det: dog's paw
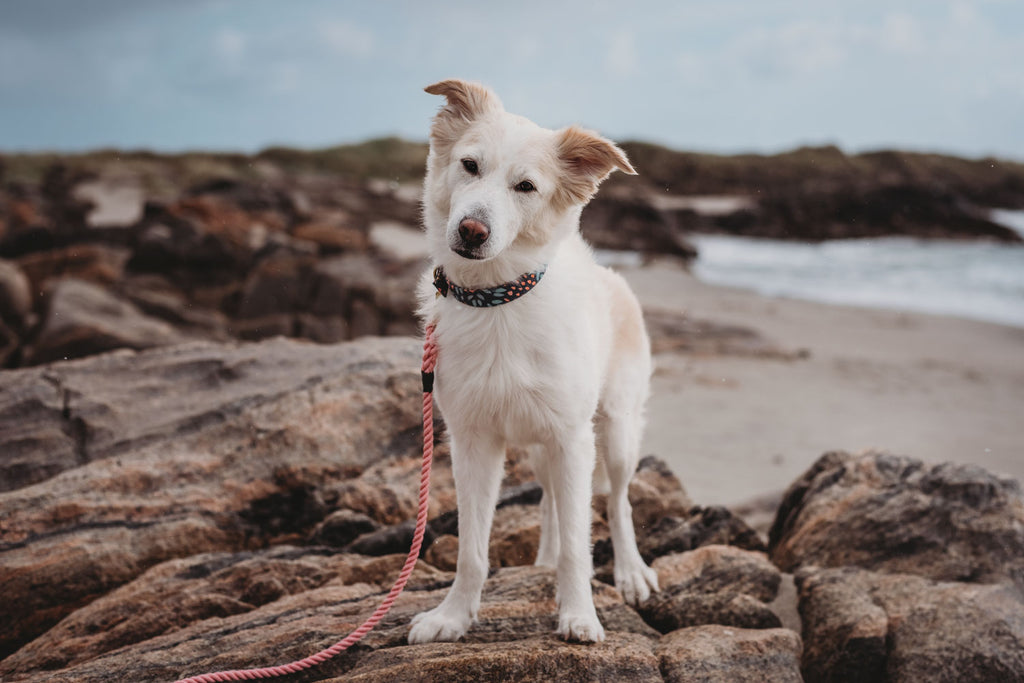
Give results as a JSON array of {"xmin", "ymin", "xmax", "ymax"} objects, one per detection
[
  {"xmin": 556, "ymin": 612, "xmax": 605, "ymax": 643},
  {"xmin": 615, "ymin": 563, "xmax": 660, "ymax": 606},
  {"xmin": 408, "ymin": 607, "xmax": 472, "ymax": 644}
]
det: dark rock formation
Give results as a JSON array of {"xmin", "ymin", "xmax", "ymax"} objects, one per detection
[
  {"xmin": 769, "ymin": 450, "xmax": 1024, "ymax": 585},
  {"xmin": 639, "ymin": 546, "xmax": 783, "ymax": 633},
  {"xmin": 772, "ymin": 450, "xmax": 1024, "ymax": 682},
  {"xmin": 797, "ymin": 566, "xmax": 1024, "ymax": 683}
]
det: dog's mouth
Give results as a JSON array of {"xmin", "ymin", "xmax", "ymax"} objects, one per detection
[{"xmin": 453, "ymin": 246, "xmax": 488, "ymax": 260}]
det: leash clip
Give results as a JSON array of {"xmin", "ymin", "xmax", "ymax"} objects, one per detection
[{"xmin": 433, "ymin": 266, "xmax": 449, "ymax": 298}]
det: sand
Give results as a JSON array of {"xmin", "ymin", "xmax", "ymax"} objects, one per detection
[{"xmin": 623, "ymin": 260, "xmax": 1024, "ymax": 507}]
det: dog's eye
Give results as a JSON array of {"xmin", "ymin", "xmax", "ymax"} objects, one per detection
[
  {"xmin": 462, "ymin": 158, "xmax": 479, "ymax": 175},
  {"xmin": 514, "ymin": 180, "xmax": 536, "ymax": 193}
]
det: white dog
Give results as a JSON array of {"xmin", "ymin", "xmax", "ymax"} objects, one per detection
[{"xmin": 409, "ymin": 79, "xmax": 658, "ymax": 644}]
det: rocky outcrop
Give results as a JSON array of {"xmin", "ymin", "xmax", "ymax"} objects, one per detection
[
  {"xmin": 796, "ymin": 566, "xmax": 1024, "ymax": 683},
  {"xmin": 6, "ymin": 140, "xmax": 1021, "ymax": 368},
  {"xmin": 0, "ymin": 336, "xmax": 805, "ymax": 682},
  {"xmin": 3, "ymin": 342, "xmax": 1024, "ymax": 680},
  {"xmin": 614, "ymin": 142, "xmax": 1024, "ymax": 242},
  {"xmin": 0, "ymin": 336, "xmax": 429, "ymax": 656},
  {"xmin": 770, "ymin": 450, "xmax": 1024, "ymax": 681},
  {"xmin": 769, "ymin": 450, "xmax": 1024, "ymax": 585}
]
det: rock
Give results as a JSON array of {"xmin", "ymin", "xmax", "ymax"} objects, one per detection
[
  {"xmin": 23, "ymin": 278, "xmax": 192, "ymax": 365},
  {"xmin": 116, "ymin": 274, "xmax": 232, "ymax": 342},
  {"xmin": 581, "ymin": 192, "xmax": 698, "ymax": 261},
  {"xmin": 3, "ymin": 563, "xmax": 658, "ymax": 683},
  {"xmin": 129, "ymin": 201, "xmax": 251, "ymax": 282},
  {"xmin": 655, "ymin": 625, "xmax": 803, "ymax": 683},
  {"xmin": 769, "ymin": 450, "xmax": 1024, "ymax": 585},
  {"xmin": 15, "ymin": 243, "xmax": 130, "ymax": 305},
  {"xmin": 72, "ymin": 179, "xmax": 146, "ymax": 228},
  {"xmin": 311, "ymin": 510, "xmax": 382, "ymax": 547},
  {"xmin": 293, "ymin": 213, "xmax": 370, "ymax": 254},
  {"xmin": 0, "ymin": 258, "xmax": 32, "ymax": 327},
  {"xmin": 638, "ymin": 505, "xmax": 767, "ymax": 563},
  {"xmin": 627, "ymin": 454, "xmax": 694, "ymax": 530},
  {"xmin": 653, "ymin": 545, "xmax": 781, "ymax": 602},
  {"xmin": 0, "ymin": 336, "xmax": 430, "ymax": 657},
  {"xmin": 796, "ymin": 566, "xmax": 1024, "ymax": 683},
  {"xmin": 488, "ymin": 503, "xmax": 541, "ymax": 567},
  {"xmin": 638, "ymin": 546, "xmax": 782, "ymax": 633},
  {"xmin": 310, "ymin": 254, "xmax": 421, "ymax": 337},
  {"xmin": 339, "ymin": 633, "xmax": 662, "ymax": 683},
  {"xmin": 234, "ymin": 252, "xmax": 317, "ymax": 319},
  {"xmin": 641, "ymin": 592, "xmax": 781, "ymax": 634},
  {"xmin": 0, "ymin": 317, "xmax": 18, "ymax": 367},
  {"xmin": 0, "ymin": 546, "xmax": 448, "ymax": 676},
  {"xmin": 423, "ymin": 533, "xmax": 459, "ymax": 571}
]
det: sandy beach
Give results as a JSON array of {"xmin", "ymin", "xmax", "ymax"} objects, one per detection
[{"xmin": 624, "ymin": 260, "xmax": 1024, "ymax": 507}]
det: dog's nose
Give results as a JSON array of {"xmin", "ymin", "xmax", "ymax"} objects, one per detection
[{"xmin": 458, "ymin": 218, "xmax": 490, "ymax": 248}]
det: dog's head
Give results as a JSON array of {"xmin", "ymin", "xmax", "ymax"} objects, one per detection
[{"xmin": 423, "ymin": 79, "xmax": 635, "ymax": 267}]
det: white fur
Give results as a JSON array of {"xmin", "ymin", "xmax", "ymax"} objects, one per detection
[{"xmin": 409, "ymin": 80, "xmax": 658, "ymax": 645}]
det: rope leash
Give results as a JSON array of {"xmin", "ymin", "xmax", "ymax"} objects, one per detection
[{"xmin": 175, "ymin": 325, "xmax": 439, "ymax": 683}]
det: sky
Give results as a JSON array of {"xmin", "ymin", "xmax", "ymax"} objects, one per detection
[{"xmin": 1, "ymin": 0, "xmax": 1023, "ymax": 159}]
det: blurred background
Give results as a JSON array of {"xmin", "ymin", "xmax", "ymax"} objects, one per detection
[{"xmin": 0, "ymin": 0, "xmax": 1022, "ymax": 373}]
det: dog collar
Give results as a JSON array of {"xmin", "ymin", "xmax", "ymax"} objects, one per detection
[{"xmin": 433, "ymin": 265, "xmax": 546, "ymax": 307}]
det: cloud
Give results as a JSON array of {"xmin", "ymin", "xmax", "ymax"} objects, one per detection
[
  {"xmin": 606, "ymin": 31, "xmax": 638, "ymax": 78},
  {"xmin": 320, "ymin": 20, "xmax": 375, "ymax": 59},
  {"xmin": 880, "ymin": 13, "xmax": 925, "ymax": 54},
  {"xmin": 733, "ymin": 21, "xmax": 848, "ymax": 80},
  {"xmin": 215, "ymin": 27, "xmax": 246, "ymax": 64}
]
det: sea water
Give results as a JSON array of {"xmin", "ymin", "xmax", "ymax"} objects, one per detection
[{"xmin": 688, "ymin": 210, "xmax": 1024, "ymax": 329}]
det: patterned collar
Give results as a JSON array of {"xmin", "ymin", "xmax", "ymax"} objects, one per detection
[{"xmin": 433, "ymin": 265, "xmax": 547, "ymax": 307}]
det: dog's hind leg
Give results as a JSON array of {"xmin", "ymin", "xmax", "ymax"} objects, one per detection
[
  {"xmin": 598, "ymin": 356, "xmax": 659, "ymax": 607},
  {"xmin": 409, "ymin": 432, "xmax": 505, "ymax": 643},
  {"xmin": 530, "ymin": 445, "xmax": 560, "ymax": 569}
]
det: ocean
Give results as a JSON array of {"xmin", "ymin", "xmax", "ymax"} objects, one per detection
[{"xmin": 687, "ymin": 210, "xmax": 1024, "ymax": 329}]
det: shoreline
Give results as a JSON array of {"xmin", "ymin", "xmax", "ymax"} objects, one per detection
[{"xmin": 624, "ymin": 260, "xmax": 1024, "ymax": 507}]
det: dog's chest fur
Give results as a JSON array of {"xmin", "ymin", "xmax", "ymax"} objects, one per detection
[{"xmin": 432, "ymin": 256, "xmax": 607, "ymax": 445}]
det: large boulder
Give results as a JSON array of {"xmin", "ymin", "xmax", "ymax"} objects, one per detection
[
  {"xmin": 23, "ymin": 278, "xmax": 193, "ymax": 365},
  {"xmin": 0, "ymin": 336, "xmax": 428, "ymax": 657},
  {"xmin": 772, "ymin": 451, "xmax": 1024, "ymax": 681},
  {"xmin": 638, "ymin": 546, "xmax": 782, "ymax": 634},
  {"xmin": 797, "ymin": 566, "xmax": 1024, "ymax": 683},
  {"xmin": 769, "ymin": 450, "xmax": 1024, "ymax": 585}
]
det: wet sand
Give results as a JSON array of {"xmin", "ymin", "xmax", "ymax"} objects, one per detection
[{"xmin": 624, "ymin": 260, "xmax": 1024, "ymax": 507}]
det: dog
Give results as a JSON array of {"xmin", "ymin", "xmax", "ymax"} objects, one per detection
[{"xmin": 409, "ymin": 79, "xmax": 658, "ymax": 644}]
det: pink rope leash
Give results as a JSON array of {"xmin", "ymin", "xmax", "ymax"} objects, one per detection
[{"xmin": 175, "ymin": 326, "xmax": 439, "ymax": 683}]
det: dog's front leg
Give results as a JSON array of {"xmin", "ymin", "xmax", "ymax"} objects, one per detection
[
  {"xmin": 551, "ymin": 426, "xmax": 605, "ymax": 643},
  {"xmin": 409, "ymin": 432, "xmax": 505, "ymax": 644}
]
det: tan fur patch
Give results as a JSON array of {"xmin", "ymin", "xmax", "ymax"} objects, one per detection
[
  {"xmin": 425, "ymin": 79, "xmax": 503, "ymax": 156},
  {"xmin": 555, "ymin": 126, "xmax": 636, "ymax": 207}
]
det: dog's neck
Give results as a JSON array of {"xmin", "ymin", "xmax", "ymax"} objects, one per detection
[{"xmin": 433, "ymin": 264, "xmax": 546, "ymax": 307}]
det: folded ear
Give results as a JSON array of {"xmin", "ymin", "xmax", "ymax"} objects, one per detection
[
  {"xmin": 424, "ymin": 79, "xmax": 502, "ymax": 149},
  {"xmin": 556, "ymin": 125, "xmax": 636, "ymax": 205}
]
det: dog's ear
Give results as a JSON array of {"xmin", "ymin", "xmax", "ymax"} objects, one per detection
[
  {"xmin": 424, "ymin": 79, "xmax": 502, "ymax": 149},
  {"xmin": 556, "ymin": 125, "xmax": 636, "ymax": 205}
]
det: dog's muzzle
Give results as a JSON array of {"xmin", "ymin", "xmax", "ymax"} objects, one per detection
[{"xmin": 454, "ymin": 217, "xmax": 490, "ymax": 259}]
